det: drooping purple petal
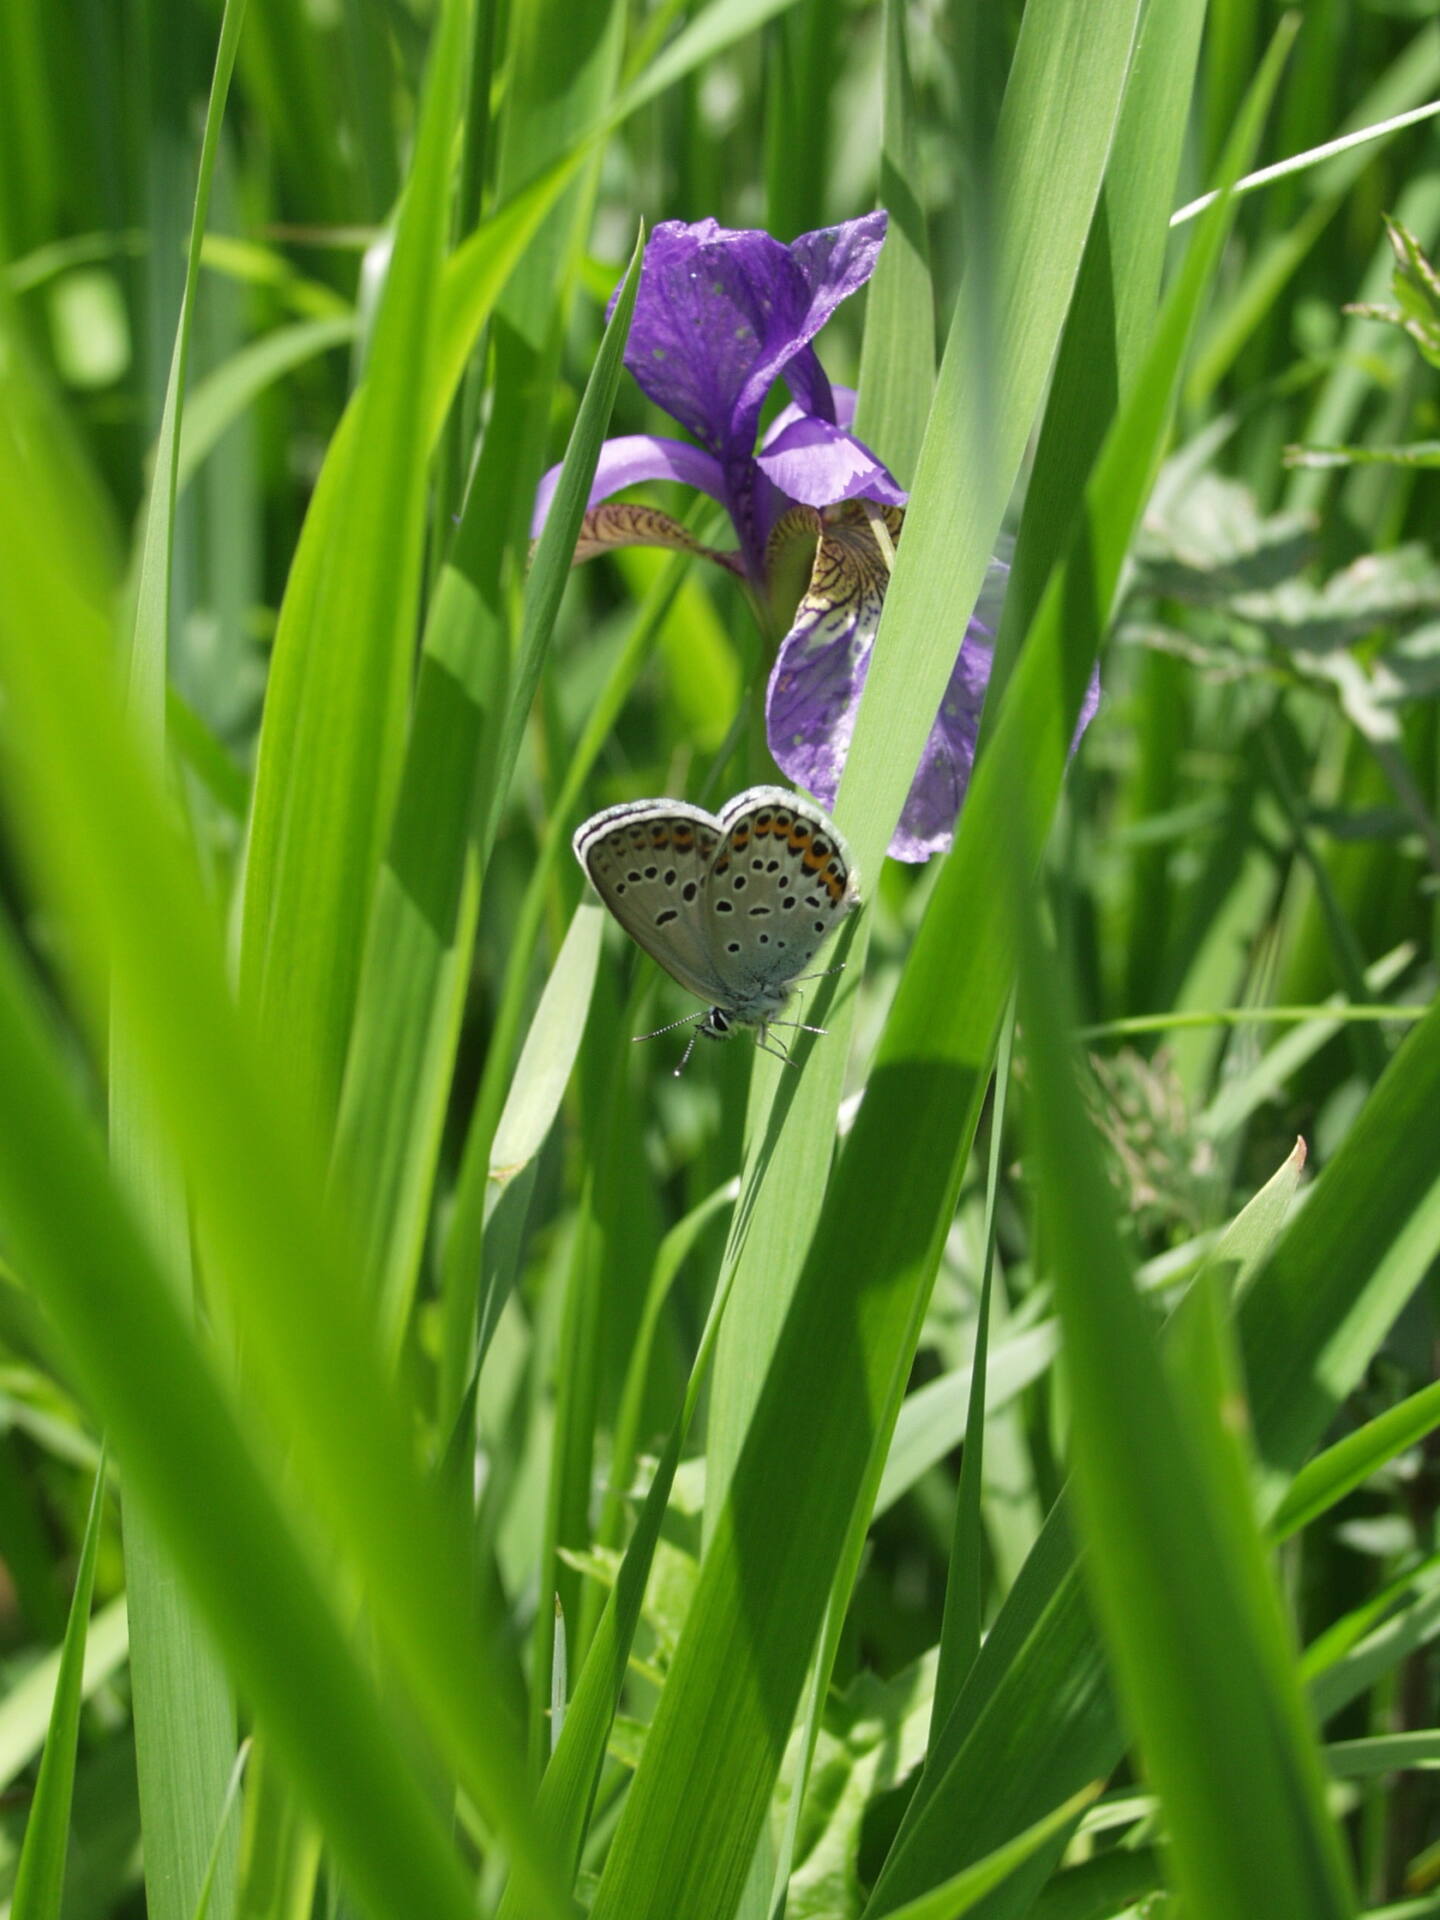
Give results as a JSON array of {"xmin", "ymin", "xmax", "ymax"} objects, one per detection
[
  {"xmin": 766, "ymin": 501, "xmax": 896, "ymax": 811},
  {"xmin": 755, "ymin": 416, "xmax": 906, "ymax": 508},
  {"xmin": 889, "ymin": 639, "xmax": 996, "ymax": 861},
  {"xmin": 768, "ymin": 513, "xmax": 1096, "ymax": 861},
  {"xmin": 531, "ymin": 433, "xmax": 727, "ymax": 538},
  {"xmin": 891, "ymin": 641, "xmax": 1102, "ymax": 860}
]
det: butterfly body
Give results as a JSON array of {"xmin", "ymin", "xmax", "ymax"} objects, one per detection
[{"xmin": 573, "ymin": 786, "xmax": 859, "ymax": 1066}]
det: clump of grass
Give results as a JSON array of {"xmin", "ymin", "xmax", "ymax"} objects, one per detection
[{"xmin": 0, "ymin": 3, "xmax": 1437, "ymax": 1918}]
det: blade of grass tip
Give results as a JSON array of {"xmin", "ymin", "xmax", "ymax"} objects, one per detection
[
  {"xmin": 932, "ymin": 997, "xmax": 1016, "ymax": 1732},
  {"xmin": 1017, "ymin": 896, "xmax": 1354, "ymax": 1920},
  {"xmin": 189, "ymin": 1743, "xmax": 250, "ymax": 1920},
  {"xmin": 853, "ymin": 0, "xmax": 933, "ymax": 488},
  {"xmin": 431, "ymin": 228, "xmax": 645, "ymax": 1406},
  {"xmin": 10, "ymin": 1446, "xmax": 108, "ymax": 1920},
  {"xmin": 116, "ymin": 11, "xmax": 245, "ymax": 1920},
  {"xmin": 1205, "ymin": 1136, "xmax": 1307, "ymax": 1299},
  {"xmin": 239, "ymin": 0, "xmax": 469, "ymax": 1138}
]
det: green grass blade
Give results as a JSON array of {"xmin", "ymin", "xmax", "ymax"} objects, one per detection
[
  {"xmin": 1240, "ymin": 992, "xmax": 1440, "ymax": 1488},
  {"xmin": 0, "ymin": 927, "xmax": 481, "ymax": 1920},
  {"xmin": 488, "ymin": 902, "xmax": 605, "ymax": 1187},
  {"xmin": 239, "ymin": 0, "xmax": 470, "ymax": 1132},
  {"xmin": 596, "ymin": 5, "xmax": 1153, "ymax": 1912},
  {"xmin": 931, "ymin": 1006, "xmax": 1015, "ymax": 1729},
  {"xmin": 439, "ymin": 552, "xmax": 692, "ymax": 1388},
  {"xmin": 1207, "ymin": 1135, "xmax": 1308, "ymax": 1295},
  {"xmin": 853, "ymin": 0, "xmax": 933, "ymax": 487},
  {"xmin": 431, "ymin": 231, "xmax": 645, "ymax": 1398},
  {"xmin": 0, "ymin": 385, "xmax": 567, "ymax": 1920},
  {"xmin": 882, "ymin": 1786, "xmax": 1102, "ymax": 1920},
  {"xmin": 1017, "ymin": 900, "xmax": 1354, "ymax": 1920},
  {"xmin": 114, "ymin": 11, "xmax": 246, "ymax": 1918},
  {"xmin": 705, "ymin": 0, "xmax": 1145, "ymax": 1558},
  {"xmin": 1273, "ymin": 1377, "xmax": 1440, "ymax": 1541},
  {"xmin": 480, "ymin": 227, "xmax": 644, "ymax": 871},
  {"xmin": 859, "ymin": 26, "xmax": 1303, "ymax": 1912},
  {"xmin": 123, "ymin": 0, "xmax": 244, "ymax": 717},
  {"xmin": 0, "ymin": 1598, "xmax": 129, "ymax": 1796},
  {"xmin": 10, "ymin": 1449, "xmax": 107, "ymax": 1920},
  {"xmin": 175, "ymin": 315, "xmax": 355, "ymax": 494},
  {"xmin": 992, "ymin": 0, "xmax": 1208, "ymax": 685},
  {"xmin": 331, "ymin": 233, "xmax": 640, "ymax": 1362}
]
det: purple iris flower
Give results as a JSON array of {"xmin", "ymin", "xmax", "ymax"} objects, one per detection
[{"xmin": 534, "ymin": 214, "xmax": 1096, "ymax": 861}]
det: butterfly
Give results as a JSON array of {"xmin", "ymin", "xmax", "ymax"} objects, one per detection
[{"xmin": 573, "ymin": 785, "xmax": 861, "ymax": 1073}]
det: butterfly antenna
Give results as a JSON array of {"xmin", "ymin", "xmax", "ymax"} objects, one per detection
[
  {"xmin": 674, "ymin": 1027, "xmax": 704, "ymax": 1076},
  {"xmin": 633, "ymin": 1011, "xmax": 707, "ymax": 1044}
]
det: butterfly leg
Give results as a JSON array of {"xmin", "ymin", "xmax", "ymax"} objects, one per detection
[{"xmin": 752, "ymin": 1026, "xmax": 798, "ymax": 1067}]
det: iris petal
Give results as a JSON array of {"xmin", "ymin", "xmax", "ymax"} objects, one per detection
[{"xmin": 531, "ymin": 433, "xmax": 727, "ymax": 539}]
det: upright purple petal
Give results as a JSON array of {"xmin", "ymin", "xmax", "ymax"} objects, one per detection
[
  {"xmin": 619, "ymin": 213, "xmax": 888, "ymax": 468},
  {"xmin": 620, "ymin": 219, "xmax": 804, "ymax": 456}
]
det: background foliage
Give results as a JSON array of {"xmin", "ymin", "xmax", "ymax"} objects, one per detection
[{"xmin": 0, "ymin": 1, "xmax": 1438, "ymax": 1917}]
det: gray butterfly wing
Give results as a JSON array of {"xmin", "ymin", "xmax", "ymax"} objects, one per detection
[
  {"xmin": 574, "ymin": 800, "xmax": 730, "ymax": 1005},
  {"xmin": 703, "ymin": 786, "xmax": 860, "ymax": 989}
]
